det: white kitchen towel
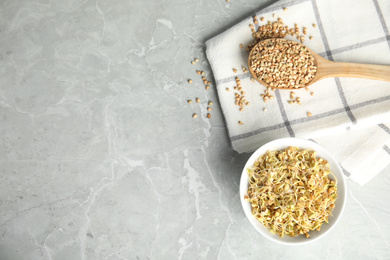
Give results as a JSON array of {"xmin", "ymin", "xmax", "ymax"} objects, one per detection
[{"xmin": 205, "ymin": 0, "xmax": 390, "ymax": 185}]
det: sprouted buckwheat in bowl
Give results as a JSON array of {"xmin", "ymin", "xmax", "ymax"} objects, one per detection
[{"xmin": 239, "ymin": 138, "xmax": 347, "ymax": 245}]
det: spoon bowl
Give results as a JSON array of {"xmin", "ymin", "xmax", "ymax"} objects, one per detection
[{"xmin": 248, "ymin": 38, "xmax": 390, "ymax": 89}]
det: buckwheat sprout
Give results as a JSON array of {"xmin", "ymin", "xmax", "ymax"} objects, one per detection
[{"xmin": 245, "ymin": 146, "xmax": 338, "ymax": 238}]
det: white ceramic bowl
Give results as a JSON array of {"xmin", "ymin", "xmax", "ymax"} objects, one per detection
[{"xmin": 240, "ymin": 138, "xmax": 347, "ymax": 245}]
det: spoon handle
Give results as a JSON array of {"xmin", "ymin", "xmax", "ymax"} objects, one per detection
[{"xmin": 317, "ymin": 60, "xmax": 390, "ymax": 82}]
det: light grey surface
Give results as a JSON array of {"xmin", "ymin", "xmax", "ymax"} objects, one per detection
[{"xmin": 0, "ymin": 0, "xmax": 389, "ymax": 259}]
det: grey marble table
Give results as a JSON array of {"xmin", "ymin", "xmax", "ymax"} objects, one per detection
[{"xmin": 1, "ymin": 0, "xmax": 389, "ymax": 259}]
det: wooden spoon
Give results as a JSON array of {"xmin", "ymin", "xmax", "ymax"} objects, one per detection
[{"xmin": 248, "ymin": 38, "xmax": 390, "ymax": 89}]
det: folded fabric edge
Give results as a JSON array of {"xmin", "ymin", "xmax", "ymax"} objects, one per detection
[{"xmin": 346, "ymin": 146, "xmax": 390, "ymax": 186}]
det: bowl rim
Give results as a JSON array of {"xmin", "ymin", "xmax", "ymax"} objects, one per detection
[{"xmin": 239, "ymin": 137, "xmax": 347, "ymax": 245}]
